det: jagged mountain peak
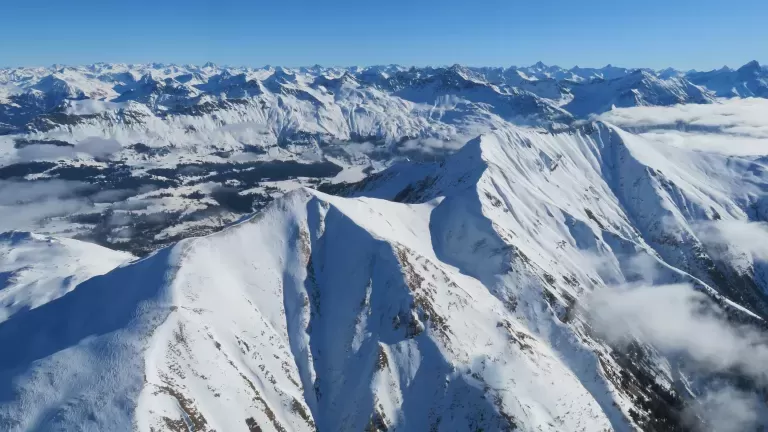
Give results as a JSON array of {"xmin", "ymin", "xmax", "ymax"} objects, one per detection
[
  {"xmin": 737, "ymin": 59, "xmax": 763, "ymax": 75},
  {"xmin": 687, "ymin": 59, "xmax": 768, "ymax": 97},
  {"xmin": 313, "ymin": 71, "xmax": 359, "ymax": 89},
  {"xmin": 137, "ymin": 72, "xmax": 160, "ymax": 85},
  {"xmin": 269, "ymin": 67, "xmax": 298, "ymax": 81},
  {"xmin": 445, "ymin": 64, "xmax": 488, "ymax": 83},
  {"xmin": 32, "ymin": 74, "xmax": 83, "ymax": 95},
  {"xmin": 740, "ymin": 59, "xmax": 761, "ymax": 69},
  {"xmin": 0, "ymin": 60, "xmax": 765, "ymax": 141}
]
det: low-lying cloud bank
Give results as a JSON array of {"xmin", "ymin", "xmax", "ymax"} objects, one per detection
[
  {"xmin": 682, "ymin": 386, "xmax": 765, "ymax": 432},
  {"xmin": 599, "ymin": 98, "xmax": 768, "ymax": 138},
  {"xmin": 589, "ymin": 283, "xmax": 768, "ymax": 380},
  {"xmin": 15, "ymin": 137, "xmax": 122, "ymax": 162},
  {"xmin": 0, "ymin": 179, "xmax": 93, "ymax": 232},
  {"xmin": 598, "ymin": 98, "xmax": 768, "ymax": 156},
  {"xmin": 587, "ymin": 281, "xmax": 768, "ymax": 430},
  {"xmin": 695, "ymin": 219, "xmax": 768, "ymax": 262},
  {"xmin": 0, "ymin": 179, "xmax": 156, "ymax": 235}
]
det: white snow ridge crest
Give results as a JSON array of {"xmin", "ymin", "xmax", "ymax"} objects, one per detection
[{"xmin": 2, "ymin": 121, "xmax": 768, "ymax": 431}]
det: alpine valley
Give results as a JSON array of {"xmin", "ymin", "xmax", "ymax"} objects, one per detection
[{"xmin": 1, "ymin": 61, "xmax": 768, "ymax": 431}]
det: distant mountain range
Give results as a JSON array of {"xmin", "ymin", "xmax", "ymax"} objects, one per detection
[{"xmin": 1, "ymin": 60, "xmax": 767, "ymax": 136}]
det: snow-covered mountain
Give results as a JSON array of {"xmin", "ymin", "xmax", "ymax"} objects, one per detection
[
  {"xmin": 0, "ymin": 60, "xmax": 732, "ymax": 138},
  {"xmin": 563, "ymin": 70, "xmax": 714, "ymax": 117},
  {"xmin": 1, "ymin": 60, "xmax": 767, "ymax": 255},
  {"xmin": 686, "ymin": 60, "xmax": 768, "ymax": 98},
  {"xmin": 6, "ymin": 60, "xmax": 763, "ymax": 149},
  {"xmin": 2, "ymin": 116, "xmax": 768, "ymax": 430}
]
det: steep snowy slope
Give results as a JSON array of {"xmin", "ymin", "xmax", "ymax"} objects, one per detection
[
  {"xmin": 3, "ymin": 120, "xmax": 767, "ymax": 431},
  {"xmin": 0, "ymin": 188, "xmax": 623, "ymax": 432},
  {"xmin": 0, "ymin": 231, "xmax": 133, "ymax": 322},
  {"xmin": 343, "ymin": 122, "xmax": 768, "ymax": 315}
]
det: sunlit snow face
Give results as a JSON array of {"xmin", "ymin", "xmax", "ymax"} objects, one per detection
[{"xmin": 598, "ymin": 98, "xmax": 768, "ymax": 156}]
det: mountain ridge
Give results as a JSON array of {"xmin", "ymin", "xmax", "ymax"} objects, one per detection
[{"xmin": 2, "ymin": 119, "xmax": 767, "ymax": 430}]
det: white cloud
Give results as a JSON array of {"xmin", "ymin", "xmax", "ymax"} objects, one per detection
[
  {"xmin": 218, "ymin": 122, "xmax": 272, "ymax": 146},
  {"xmin": 107, "ymin": 211, "xmax": 134, "ymax": 227},
  {"xmin": 588, "ymin": 283, "xmax": 768, "ymax": 382},
  {"xmin": 599, "ymin": 98, "xmax": 768, "ymax": 137},
  {"xmin": 14, "ymin": 137, "xmax": 123, "ymax": 162},
  {"xmin": 695, "ymin": 219, "xmax": 768, "ymax": 262},
  {"xmin": 587, "ymin": 281, "xmax": 768, "ymax": 430},
  {"xmin": 598, "ymin": 98, "xmax": 768, "ymax": 156},
  {"xmin": 397, "ymin": 136, "xmax": 467, "ymax": 158},
  {"xmin": 15, "ymin": 144, "xmax": 73, "ymax": 161},
  {"xmin": 75, "ymin": 137, "xmax": 122, "ymax": 159},
  {"xmin": 89, "ymin": 189, "xmax": 136, "ymax": 203},
  {"xmin": 343, "ymin": 141, "xmax": 376, "ymax": 156},
  {"xmin": 0, "ymin": 179, "xmax": 94, "ymax": 232},
  {"xmin": 682, "ymin": 386, "xmax": 763, "ymax": 432}
]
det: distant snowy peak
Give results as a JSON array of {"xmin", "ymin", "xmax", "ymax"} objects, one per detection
[
  {"xmin": 737, "ymin": 59, "xmax": 763, "ymax": 75},
  {"xmin": 31, "ymin": 74, "xmax": 85, "ymax": 98},
  {"xmin": 195, "ymin": 71, "xmax": 264, "ymax": 98},
  {"xmin": 686, "ymin": 60, "xmax": 768, "ymax": 97},
  {"xmin": 389, "ymin": 68, "xmax": 573, "ymax": 124},
  {"xmin": 563, "ymin": 69, "xmax": 714, "ymax": 117},
  {"xmin": 261, "ymin": 67, "xmax": 305, "ymax": 91},
  {"xmin": 657, "ymin": 67, "xmax": 685, "ymax": 79},
  {"xmin": 0, "ymin": 60, "xmax": 766, "ymax": 137},
  {"xmin": 406, "ymin": 65, "xmax": 491, "ymax": 92},
  {"xmin": 569, "ymin": 64, "xmax": 636, "ymax": 81},
  {"xmin": 112, "ymin": 73, "xmax": 201, "ymax": 109},
  {"xmin": 504, "ymin": 62, "xmax": 637, "ymax": 83},
  {"xmin": 312, "ymin": 71, "xmax": 359, "ymax": 90}
]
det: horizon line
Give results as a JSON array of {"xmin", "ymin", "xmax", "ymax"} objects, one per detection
[{"xmin": 1, "ymin": 59, "xmax": 764, "ymax": 73}]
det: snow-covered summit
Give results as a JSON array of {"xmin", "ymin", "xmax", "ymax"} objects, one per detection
[{"xmin": 687, "ymin": 60, "xmax": 768, "ymax": 97}]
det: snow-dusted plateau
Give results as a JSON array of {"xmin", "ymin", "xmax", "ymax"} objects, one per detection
[{"xmin": 2, "ymin": 61, "xmax": 768, "ymax": 431}]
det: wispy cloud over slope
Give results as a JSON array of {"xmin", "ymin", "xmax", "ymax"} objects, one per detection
[{"xmin": 599, "ymin": 98, "xmax": 768, "ymax": 155}]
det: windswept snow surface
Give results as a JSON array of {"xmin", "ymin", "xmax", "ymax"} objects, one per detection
[
  {"xmin": 3, "ymin": 117, "xmax": 768, "ymax": 430},
  {"xmin": 0, "ymin": 231, "xmax": 133, "ymax": 323}
]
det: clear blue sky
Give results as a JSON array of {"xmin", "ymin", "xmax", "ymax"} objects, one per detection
[{"xmin": 2, "ymin": 0, "xmax": 766, "ymax": 70}]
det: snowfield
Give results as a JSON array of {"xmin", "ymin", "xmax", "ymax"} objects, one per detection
[
  {"xmin": 0, "ymin": 231, "xmax": 133, "ymax": 323},
  {"xmin": 2, "ymin": 107, "xmax": 768, "ymax": 430}
]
